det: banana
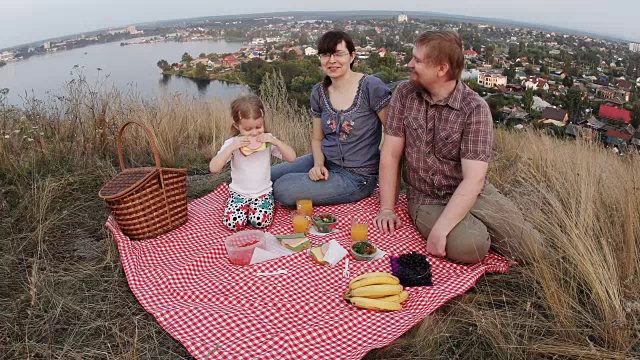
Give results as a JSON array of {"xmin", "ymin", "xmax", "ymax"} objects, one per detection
[
  {"xmin": 350, "ymin": 284, "xmax": 404, "ymax": 298},
  {"xmin": 349, "ymin": 275, "xmax": 400, "ymax": 290},
  {"xmin": 348, "ymin": 297, "xmax": 402, "ymax": 312},
  {"xmin": 350, "ymin": 272, "xmax": 398, "ymax": 284},
  {"xmin": 378, "ymin": 290, "xmax": 409, "ymax": 304}
]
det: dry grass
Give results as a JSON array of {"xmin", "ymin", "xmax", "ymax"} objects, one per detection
[{"xmin": 1, "ymin": 74, "xmax": 639, "ymax": 359}]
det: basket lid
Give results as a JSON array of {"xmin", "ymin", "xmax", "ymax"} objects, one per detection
[{"xmin": 99, "ymin": 167, "xmax": 157, "ymax": 199}]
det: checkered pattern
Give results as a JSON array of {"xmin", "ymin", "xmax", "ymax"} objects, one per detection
[{"xmin": 106, "ymin": 183, "xmax": 511, "ymax": 360}]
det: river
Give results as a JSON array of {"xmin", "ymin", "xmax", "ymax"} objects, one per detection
[{"xmin": 0, "ymin": 39, "xmax": 249, "ymax": 105}]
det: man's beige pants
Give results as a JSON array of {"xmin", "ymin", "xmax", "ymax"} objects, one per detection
[{"xmin": 408, "ymin": 183, "xmax": 541, "ymax": 264}]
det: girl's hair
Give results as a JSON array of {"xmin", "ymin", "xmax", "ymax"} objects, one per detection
[
  {"xmin": 229, "ymin": 94, "xmax": 265, "ymax": 136},
  {"xmin": 316, "ymin": 30, "xmax": 356, "ymax": 87}
]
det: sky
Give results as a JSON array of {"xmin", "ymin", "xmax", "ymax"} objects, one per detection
[{"xmin": 1, "ymin": 0, "xmax": 639, "ymax": 49}]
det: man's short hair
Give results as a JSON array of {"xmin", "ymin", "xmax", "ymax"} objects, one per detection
[{"xmin": 415, "ymin": 31, "xmax": 464, "ymax": 81}]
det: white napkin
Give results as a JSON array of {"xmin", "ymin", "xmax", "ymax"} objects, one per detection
[
  {"xmin": 322, "ymin": 240, "xmax": 348, "ymax": 267},
  {"xmin": 371, "ymin": 248, "xmax": 386, "ymax": 260},
  {"xmin": 249, "ymin": 232, "xmax": 295, "ymax": 264}
]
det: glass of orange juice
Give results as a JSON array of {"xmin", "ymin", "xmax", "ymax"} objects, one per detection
[
  {"xmin": 292, "ymin": 212, "xmax": 310, "ymax": 233},
  {"xmin": 351, "ymin": 219, "xmax": 368, "ymax": 242},
  {"xmin": 296, "ymin": 199, "xmax": 313, "ymax": 217}
]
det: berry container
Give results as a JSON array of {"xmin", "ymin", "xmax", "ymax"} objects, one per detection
[{"xmin": 224, "ymin": 230, "xmax": 266, "ymax": 265}]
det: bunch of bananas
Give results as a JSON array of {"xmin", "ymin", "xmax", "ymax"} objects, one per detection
[{"xmin": 344, "ymin": 272, "xmax": 408, "ymax": 312}]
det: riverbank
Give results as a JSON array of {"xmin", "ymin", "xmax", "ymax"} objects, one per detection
[{"xmin": 161, "ymin": 68, "xmax": 246, "ymax": 84}]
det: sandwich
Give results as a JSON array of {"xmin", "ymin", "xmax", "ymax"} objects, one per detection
[
  {"xmin": 240, "ymin": 136, "xmax": 271, "ymax": 156},
  {"xmin": 276, "ymin": 233, "xmax": 310, "ymax": 252},
  {"xmin": 309, "ymin": 243, "xmax": 330, "ymax": 265}
]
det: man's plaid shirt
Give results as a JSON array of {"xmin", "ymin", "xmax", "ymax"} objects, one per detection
[{"xmin": 384, "ymin": 80, "xmax": 493, "ymax": 205}]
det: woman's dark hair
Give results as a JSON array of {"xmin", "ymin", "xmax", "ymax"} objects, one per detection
[{"xmin": 317, "ymin": 30, "xmax": 356, "ymax": 87}]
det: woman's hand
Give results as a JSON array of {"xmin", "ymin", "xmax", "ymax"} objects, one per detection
[
  {"xmin": 232, "ymin": 136, "xmax": 250, "ymax": 150},
  {"xmin": 308, "ymin": 165, "xmax": 329, "ymax": 181}
]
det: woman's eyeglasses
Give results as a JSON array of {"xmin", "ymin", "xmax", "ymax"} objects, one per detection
[{"xmin": 319, "ymin": 52, "xmax": 351, "ymax": 61}]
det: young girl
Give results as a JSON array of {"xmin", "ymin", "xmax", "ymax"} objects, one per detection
[{"xmin": 210, "ymin": 95, "xmax": 296, "ymax": 231}]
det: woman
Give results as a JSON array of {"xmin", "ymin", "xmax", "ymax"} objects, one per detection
[{"xmin": 271, "ymin": 30, "xmax": 392, "ymax": 207}]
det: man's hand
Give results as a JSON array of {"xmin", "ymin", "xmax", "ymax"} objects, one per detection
[
  {"xmin": 308, "ymin": 165, "xmax": 329, "ymax": 181},
  {"xmin": 426, "ymin": 229, "xmax": 447, "ymax": 258},
  {"xmin": 374, "ymin": 209, "xmax": 402, "ymax": 233}
]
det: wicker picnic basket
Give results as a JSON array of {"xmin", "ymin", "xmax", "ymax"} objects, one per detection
[{"xmin": 99, "ymin": 122, "xmax": 188, "ymax": 240}]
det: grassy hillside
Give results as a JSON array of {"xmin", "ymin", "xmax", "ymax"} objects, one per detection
[{"xmin": 1, "ymin": 74, "xmax": 638, "ymax": 359}]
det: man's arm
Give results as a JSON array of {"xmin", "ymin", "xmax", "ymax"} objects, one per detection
[{"xmin": 426, "ymin": 157, "xmax": 488, "ymax": 257}]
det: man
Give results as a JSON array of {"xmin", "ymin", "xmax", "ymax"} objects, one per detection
[{"xmin": 374, "ymin": 31, "xmax": 540, "ymax": 264}]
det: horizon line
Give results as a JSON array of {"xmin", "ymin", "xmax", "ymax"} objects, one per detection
[{"xmin": 0, "ymin": 9, "xmax": 634, "ymax": 51}]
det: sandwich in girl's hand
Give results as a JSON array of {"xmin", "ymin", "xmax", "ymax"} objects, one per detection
[
  {"xmin": 209, "ymin": 94, "xmax": 297, "ymax": 232},
  {"xmin": 240, "ymin": 136, "xmax": 271, "ymax": 156}
]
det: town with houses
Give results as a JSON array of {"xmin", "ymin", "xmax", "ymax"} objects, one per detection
[{"xmin": 2, "ymin": 12, "xmax": 640, "ymax": 152}]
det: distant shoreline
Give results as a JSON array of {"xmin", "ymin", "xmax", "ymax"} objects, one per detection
[{"xmin": 1, "ymin": 36, "xmax": 240, "ymax": 66}]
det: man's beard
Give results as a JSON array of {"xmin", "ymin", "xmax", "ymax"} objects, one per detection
[{"xmin": 409, "ymin": 73, "xmax": 425, "ymax": 90}]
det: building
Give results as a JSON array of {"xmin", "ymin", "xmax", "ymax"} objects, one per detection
[
  {"xmin": 0, "ymin": 51, "xmax": 16, "ymax": 61},
  {"xmin": 605, "ymin": 129, "xmax": 632, "ymax": 146},
  {"xmin": 598, "ymin": 104, "xmax": 631, "ymax": 124},
  {"xmin": 304, "ymin": 47, "xmax": 317, "ymax": 56},
  {"xmin": 596, "ymin": 87, "xmax": 630, "ymax": 103},
  {"xmin": 126, "ymin": 26, "xmax": 143, "ymax": 35},
  {"xmin": 540, "ymin": 107, "xmax": 569, "ymax": 126},
  {"xmin": 107, "ymin": 25, "xmax": 143, "ymax": 35},
  {"xmin": 398, "ymin": 13, "xmax": 408, "ymax": 23},
  {"xmin": 523, "ymin": 76, "xmax": 549, "ymax": 91},
  {"xmin": 463, "ymin": 49, "xmax": 478, "ymax": 59},
  {"xmin": 221, "ymin": 55, "xmax": 238, "ymax": 67},
  {"xmin": 629, "ymin": 42, "xmax": 640, "ymax": 52},
  {"xmin": 477, "ymin": 72, "xmax": 507, "ymax": 88}
]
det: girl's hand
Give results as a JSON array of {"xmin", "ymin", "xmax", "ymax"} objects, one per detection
[
  {"xmin": 257, "ymin": 133, "xmax": 277, "ymax": 144},
  {"xmin": 232, "ymin": 136, "xmax": 251, "ymax": 150}
]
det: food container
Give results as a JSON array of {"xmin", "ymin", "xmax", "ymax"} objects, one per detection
[
  {"xmin": 312, "ymin": 213, "xmax": 338, "ymax": 233},
  {"xmin": 224, "ymin": 230, "xmax": 267, "ymax": 265},
  {"xmin": 350, "ymin": 241, "xmax": 377, "ymax": 261}
]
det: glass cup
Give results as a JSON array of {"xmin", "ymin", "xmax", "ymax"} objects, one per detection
[
  {"xmin": 292, "ymin": 212, "xmax": 310, "ymax": 233},
  {"xmin": 351, "ymin": 218, "xmax": 368, "ymax": 242},
  {"xmin": 296, "ymin": 199, "xmax": 313, "ymax": 217}
]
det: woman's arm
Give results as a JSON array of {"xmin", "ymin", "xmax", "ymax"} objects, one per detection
[
  {"xmin": 309, "ymin": 117, "xmax": 329, "ymax": 181},
  {"xmin": 377, "ymin": 106, "xmax": 389, "ymax": 127},
  {"xmin": 310, "ymin": 117, "xmax": 325, "ymax": 166}
]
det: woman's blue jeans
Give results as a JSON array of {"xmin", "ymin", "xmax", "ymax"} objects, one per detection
[{"xmin": 271, "ymin": 154, "xmax": 377, "ymax": 207}]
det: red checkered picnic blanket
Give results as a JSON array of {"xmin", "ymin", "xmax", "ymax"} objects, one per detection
[{"xmin": 106, "ymin": 183, "xmax": 511, "ymax": 360}]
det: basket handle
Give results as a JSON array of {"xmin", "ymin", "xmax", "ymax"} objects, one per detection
[{"xmin": 116, "ymin": 122, "xmax": 162, "ymax": 171}]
